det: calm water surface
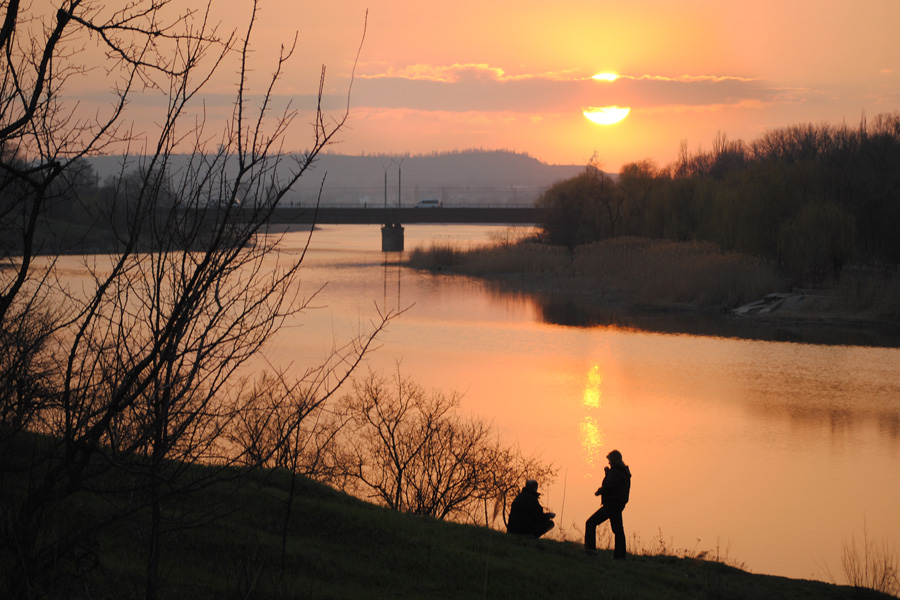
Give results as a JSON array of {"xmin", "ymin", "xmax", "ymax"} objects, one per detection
[{"xmin": 264, "ymin": 225, "xmax": 900, "ymax": 583}]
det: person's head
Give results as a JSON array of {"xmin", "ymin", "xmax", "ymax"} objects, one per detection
[
  {"xmin": 524, "ymin": 479, "xmax": 539, "ymax": 493},
  {"xmin": 606, "ymin": 449, "xmax": 623, "ymax": 466}
]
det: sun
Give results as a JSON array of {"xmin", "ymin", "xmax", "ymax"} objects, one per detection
[
  {"xmin": 592, "ymin": 73, "xmax": 619, "ymax": 81},
  {"xmin": 583, "ymin": 106, "xmax": 630, "ymax": 125}
]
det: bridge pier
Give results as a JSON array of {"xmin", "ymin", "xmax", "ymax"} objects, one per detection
[{"xmin": 381, "ymin": 222, "xmax": 404, "ymax": 252}]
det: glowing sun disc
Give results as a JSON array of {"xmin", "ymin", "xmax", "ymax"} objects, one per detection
[
  {"xmin": 583, "ymin": 106, "xmax": 630, "ymax": 125},
  {"xmin": 592, "ymin": 73, "xmax": 619, "ymax": 81}
]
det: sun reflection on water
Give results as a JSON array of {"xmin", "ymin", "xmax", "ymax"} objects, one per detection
[
  {"xmin": 580, "ymin": 364, "xmax": 605, "ymax": 467},
  {"xmin": 583, "ymin": 364, "xmax": 602, "ymax": 408}
]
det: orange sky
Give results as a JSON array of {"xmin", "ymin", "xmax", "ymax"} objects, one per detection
[{"xmin": 62, "ymin": 0, "xmax": 900, "ymax": 170}]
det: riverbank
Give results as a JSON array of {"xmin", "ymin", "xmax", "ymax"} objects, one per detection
[
  {"xmin": 153, "ymin": 470, "xmax": 900, "ymax": 599},
  {"xmin": 405, "ymin": 237, "xmax": 900, "ymax": 347},
  {"xmin": 6, "ymin": 449, "xmax": 891, "ymax": 599}
]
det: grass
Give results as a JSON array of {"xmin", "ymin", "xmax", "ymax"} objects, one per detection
[
  {"xmin": 3, "ymin": 424, "xmax": 894, "ymax": 600},
  {"xmin": 823, "ymin": 266, "xmax": 900, "ymax": 321},
  {"xmin": 406, "ymin": 239, "xmax": 568, "ymax": 275},
  {"xmin": 838, "ymin": 524, "xmax": 900, "ymax": 598},
  {"xmin": 406, "ymin": 236, "xmax": 783, "ymax": 309},
  {"xmin": 571, "ymin": 238, "xmax": 782, "ymax": 308},
  {"xmin": 7, "ymin": 458, "xmax": 896, "ymax": 600},
  {"xmin": 406, "ymin": 235, "xmax": 900, "ymax": 322}
]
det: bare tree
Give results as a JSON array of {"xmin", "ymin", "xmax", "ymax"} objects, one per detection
[
  {"xmin": 0, "ymin": 1, "xmax": 384, "ymax": 598},
  {"xmin": 335, "ymin": 368, "xmax": 556, "ymax": 526},
  {"xmin": 224, "ymin": 349, "xmax": 386, "ymax": 574}
]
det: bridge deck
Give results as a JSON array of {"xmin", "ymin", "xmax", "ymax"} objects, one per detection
[{"xmin": 269, "ymin": 206, "xmax": 540, "ymax": 225}]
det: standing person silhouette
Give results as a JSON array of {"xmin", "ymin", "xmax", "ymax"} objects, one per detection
[{"xmin": 585, "ymin": 449, "xmax": 632, "ymax": 559}]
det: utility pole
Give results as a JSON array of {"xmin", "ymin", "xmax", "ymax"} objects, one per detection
[
  {"xmin": 381, "ymin": 159, "xmax": 405, "ymax": 252},
  {"xmin": 383, "ymin": 165, "xmax": 388, "ymax": 209},
  {"xmin": 392, "ymin": 158, "xmax": 404, "ymax": 208}
]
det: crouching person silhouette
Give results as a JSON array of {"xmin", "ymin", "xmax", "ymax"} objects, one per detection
[
  {"xmin": 507, "ymin": 479, "xmax": 555, "ymax": 539},
  {"xmin": 585, "ymin": 449, "xmax": 632, "ymax": 559}
]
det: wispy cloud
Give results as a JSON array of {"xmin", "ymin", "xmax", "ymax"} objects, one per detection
[
  {"xmin": 360, "ymin": 63, "xmax": 579, "ymax": 83},
  {"xmin": 348, "ymin": 64, "xmax": 793, "ymax": 115},
  {"xmin": 620, "ymin": 74, "xmax": 760, "ymax": 83},
  {"xmin": 69, "ymin": 63, "xmax": 803, "ymax": 124}
]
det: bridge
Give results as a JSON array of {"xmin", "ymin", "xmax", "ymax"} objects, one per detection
[
  {"xmin": 268, "ymin": 205, "xmax": 540, "ymax": 225},
  {"xmin": 266, "ymin": 205, "xmax": 540, "ymax": 250}
]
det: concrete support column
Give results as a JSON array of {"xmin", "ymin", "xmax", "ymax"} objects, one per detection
[{"xmin": 381, "ymin": 222, "xmax": 404, "ymax": 252}]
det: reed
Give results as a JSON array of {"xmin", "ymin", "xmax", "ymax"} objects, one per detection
[
  {"xmin": 407, "ymin": 235, "xmax": 900, "ymax": 322},
  {"xmin": 406, "ymin": 240, "xmax": 569, "ymax": 275},
  {"xmin": 572, "ymin": 238, "xmax": 782, "ymax": 308},
  {"xmin": 840, "ymin": 524, "xmax": 900, "ymax": 597},
  {"xmin": 406, "ymin": 240, "xmax": 467, "ymax": 270},
  {"xmin": 409, "ymin": 236, "xmax": 783, "ymax": 309},
  {"xmin": 826, "ymin": 267, "xmax": 900, "ymax": 320}
]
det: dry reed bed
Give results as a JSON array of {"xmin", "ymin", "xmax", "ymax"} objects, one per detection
[
  {"xmin": 407, "ymin": 237, "xmax": 783, "ymax": 310},
  {"xmin": 407, "ymin": 236, "xmax": 900, "ymax": 319},
  {"xmin": 406, "ymin": 241, "xmax": 569, "ymax": 275},
  {"xmin": 826, "ymin": 267, "xmax": 900, "ymax": 320},
  {"xmin": 571, "ymin": 238, "xmax": 782, "ymax": 308}
]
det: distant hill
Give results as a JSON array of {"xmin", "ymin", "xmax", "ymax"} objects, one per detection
[{"xmin": 87, "ymin": 150, "xmax": 585, "ymax": 207}]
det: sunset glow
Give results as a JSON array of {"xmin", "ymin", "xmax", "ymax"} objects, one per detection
[
  {"xmin": 65, "ymin": 0, "xmax": 900, "ymax": 170},
  {"xmin": 583, "ymin": 106, "xmax": 631, "ymax": 125}
]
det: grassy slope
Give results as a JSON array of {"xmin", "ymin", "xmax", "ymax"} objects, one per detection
[{"xmin": 78, "ymin": 468, "xmax": 885, "ymax": 600}]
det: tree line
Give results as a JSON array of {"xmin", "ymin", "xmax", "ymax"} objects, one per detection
[{"xmin": 538, "ymin": 114, "xmax": 900, "ymax": 283}]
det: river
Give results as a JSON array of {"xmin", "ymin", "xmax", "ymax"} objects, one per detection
[{"xmin": 261, "ymin": 224, "xmax": 900, "ymax": 584}]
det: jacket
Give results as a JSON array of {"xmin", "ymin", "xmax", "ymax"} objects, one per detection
[
  {"xmin": 597, "ymin": 463, "xmax": 631, "ymax": 508},
  {"xmin": 507, "ymin": 488, "xmax": 546, "ymax": 534}
]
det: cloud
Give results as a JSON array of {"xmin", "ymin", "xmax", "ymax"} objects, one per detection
[
  {"xmin": 360, "ymin": 63, "xmax": 578, "ymax": 83},
  {"xmin": 623, "ymin": 74, "xmax": 759, "ymax": 83},
  {"xmin": 606, "ymin": 76, "xmax": 801, "ymax": 111},
  {"xmin": 347, "ymin": 64, "xmax": 793, "ymax": 115},
  {"xmin": 68, "ymin": 63, "xmax": 801, "ymax": 126}
]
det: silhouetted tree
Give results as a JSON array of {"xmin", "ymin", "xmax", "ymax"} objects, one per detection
[
  {"xmin": 616, "ymin": 159, "xmax": 665, "ymax": 237},
  {"xmin": 335, "ymin": 368, "xmax": 555, "ymax": 526},
  {"xmin": 537, "ymin": 155, "xmax": 616, "ymax": 249},
  {"xmin": 778, "ymin": 202, "xmax": 856, "ymax": 282},
  {"xmin": 0, "ymin": 2, "xmax": 381, "ymax": 598}
]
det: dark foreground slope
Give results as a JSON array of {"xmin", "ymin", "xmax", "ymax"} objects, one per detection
[{"xmin": 8, "ymin": 458, "xmax": 887, "ymax": 600}]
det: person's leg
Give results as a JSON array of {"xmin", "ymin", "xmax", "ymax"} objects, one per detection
[
  {"xmin": 584, "ymin": 506, "xmax": 610, "ymax": 550},
  {"xmin": 609, "ymin": 509, "xmax": 626, "ymax": 559},
  {"xmin": 534, "ymin": 518, "xmax": 555, "ymax": 538}
]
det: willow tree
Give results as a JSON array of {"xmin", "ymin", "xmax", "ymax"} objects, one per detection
[
  {"xmin": 537, "ymin": 157, "xmax": 616, "ymax": 250},
  {"xmin": 0, "ymin": 2, "xmax": 384, "ymax": 598}
]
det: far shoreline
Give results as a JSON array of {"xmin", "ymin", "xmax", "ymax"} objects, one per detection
[
  {"xmin": 403, "ymin": 237, "xmax": 900, "ymax": 349},
  {"xmin": 486, "ymin": 272, "xmax": 900, "ymax": 348}
]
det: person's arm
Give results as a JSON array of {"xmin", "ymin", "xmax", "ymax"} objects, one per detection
[{"xmin": 595, "ymin": 469, "xmax": 621, "ymax": 496}]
